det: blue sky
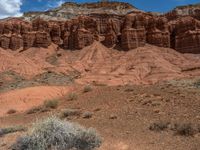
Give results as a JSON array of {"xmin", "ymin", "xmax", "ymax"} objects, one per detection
[
  {"xmin": 0, "ymin": 0, "xmax": 199, "ymax": 19},
  {"xmin": 21, "ymin": 0, "xmax": 200, "ymax": 12}
]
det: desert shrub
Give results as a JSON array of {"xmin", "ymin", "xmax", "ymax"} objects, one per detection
[
  {"xmin": 83, "ymin": 85, "xmax": 92, "ymax": 93},
  {"xmin": 7, "ymin": 109, "xmax": 17, "ymax": 114},
  {"xmin": 0, "ymin": 126, "xmax": 26, "ymax": 137},
  {"xmin": 26, "ymin": 105, "xmax": 50, "ymax": 114},
  {"xmin": 60, "ymin": 109, "xmax": 81, "ymax": 118},
  {"xmin": 197, "ymin": 124, "xmax": 200, "ymax": 132},
  {"xmin": 12, "ymin": 117, "xmax": 102, "ymax": 150},
  {"xmin": 149, "ymin": 121, "xmax": 170, "ymax": 132},
  {"xmin": 43, "ymin": 99, "xmax": 59, "ymax": 109},
  {"xmin": 67, "ymin": 92, "xmax": 78, "ymax": 101},
  {"xmin": 194, "ymin": 79, "xmax": 200, "ymax": 88},
  {"xmin": 174, "ymin": 123, "xmax": 196, "ymax": 136}
]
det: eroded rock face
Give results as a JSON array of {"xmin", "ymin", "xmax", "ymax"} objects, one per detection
[
  {"xmin": 121, "ymin": 28, "xmax": 146, "ymax": 50},
  {"xmin": 0, "ymin": 4, "xmax": 199, "ymax": 53},
  {"xmin": 169, "ymin": 17, "xmax": 200, "ymax": 53},
  {"xmin": 175, "ymin": 30, "xmax": 200, "ymax": 53},
  {"xmin": 146, "ymin": 17, "xmax": 170, "ymax": 48},
  {"xmin": 10, "ymin": 35, "xmax": 23, "ymax": 50},
  {"xmin": 34, "ymin": 32, "xmax": 51, "ymax": 48},
  {"xmin": 0, "ymin": 35, "xmax": 10, "ymax": 49},
  {"xmin": 23, "ymin": 32, "xmax": 36, "ymax": 50}
]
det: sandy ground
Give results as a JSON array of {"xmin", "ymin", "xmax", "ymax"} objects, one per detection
[
  {"xmin": 0, "ymin": 86, "xmax": 72, "ymax": 116},
  {"xmin": 1, "ymin": 82, "xmax": 200, "ymax": 150},
  {"xmin": 0, "ymin": 42, "xmax": 200, "ymax": 149}
]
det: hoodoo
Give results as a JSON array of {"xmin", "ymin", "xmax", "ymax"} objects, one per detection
[{"xmin": 0, "ymin": 2, "xmax": 199, "ymax": 53}]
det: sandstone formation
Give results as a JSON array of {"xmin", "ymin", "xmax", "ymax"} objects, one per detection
[{"xmin": 0, "ymin": 2, "xmax": 199, "ymax": 53}]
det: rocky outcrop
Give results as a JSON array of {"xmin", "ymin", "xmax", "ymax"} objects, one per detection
[
  {"xmin": 0, "ymin": 35, "xmax": 10, "ymax": 49},
  {"xmin": 23, "ymin": 32, "xmax": 36, "ymax": 50},
  {"xmin": 121, "ymin": 28, "xmax": 146, "ymax": 50},
  {"xmin": 175, "ymin": 30, "xmax": 200, "ymax": 53},
  {"xmin": 165, "ymin": 4, "xmax": 200, "ymax": 21},
  {"xmin": 10, "ymin": 35, "xmax": 23, "ymax": 50},
  {"xmin": 146, "ymin": 17, "xmax": 170, "ymax": 48},
  {"xmin": 168, "ymin": 17, "xmax": 200, "ymax": 53},
  {"xmin": 34, "ymin": 32, "xmax": 51, "ymax": 48},
  {"xmin": 0, "ymin": 2, "xmax": 199, "ymax": 53},
  {"xmin": 23, "ymin": 2, "xmax": 138, "ymax": 21}
]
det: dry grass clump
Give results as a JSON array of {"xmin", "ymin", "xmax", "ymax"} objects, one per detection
[
  {"xmin": 149, "ymin": 121, "xmax": 170, "ymax": 132},
  {"xmin": 174, "ymin": 123, "xmax": 197, "ymax": 136},
  {"xmin": 150, "ymin": 121, "xmax": 200, "ymax": 137},
  {"xmin": 60, "ymin": 109, "xmax": 81, "ymax": 118},
  {"xmin": 26, "ymin": 99, "xmax": 59, "ymax": 115},
  {"xmin": 12, "ymin": 117, "xmax": 102, "ymax": 150},
  {"xmin": 193, "ymin": 79, "xmax": 200, "ymax": 88},
  {"xmin": 43, "ymin": 99, "xmax": 59, "ymax": 109},
  {"xmin": 0, "ymin": 126, "xmax": 26, "ymax": 137},
  {"xmin": 83, "ymin": 85, "xmax": 92, "ymax": 93},
  {"xmin": 26, "ymin": 106, "xmax": 43, "ymax": 114},
  {"xmin": 67, "ymin": 92, "xmax": 78, "ymax": 101}
]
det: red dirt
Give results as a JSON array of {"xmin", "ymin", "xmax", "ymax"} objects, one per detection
[
  {"xmin": 1, "ymin": 41, "xmax": 200, "ymax": 85},
  {"xmin": 0, "ymin": 86, "xmax": 71, "ymax": 116},
  {"xmin": 0, "ymin": 42, "xmax": 200, "ymax": 150}
]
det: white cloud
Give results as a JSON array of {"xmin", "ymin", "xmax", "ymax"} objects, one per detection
[
  {"xmin": 56, "ymin": 0, "xmax": 64, "ymax": 7},
  {"xmin": 0, "ymin": 0, "xmax": 22, "ymax": 19},
  {"xmin": 47, "ymin": 0, "xmax": 65, "ymax": 9}
]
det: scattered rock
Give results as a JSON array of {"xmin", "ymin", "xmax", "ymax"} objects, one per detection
[
  {"xmin": 82, "ymin": 112, "xmax": 93, "ymax": 119},
  {"xmin": 109, "ymin": 114, "xmax": 117, "ymax": 119}
]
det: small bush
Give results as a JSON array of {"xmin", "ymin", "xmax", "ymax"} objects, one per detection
[
  {"xmin": 83, "ymin": 85, "xmax": 92, "ymax": 93},
  {"xmin": 44, "ymin": 99, "xmax": 59, "ymax": 109},
  {"xmin": 194, "ymin": 79, "xmax": 200, "ymax": 88},
  {"xmin": 7, "ymin": 109, "xmax": 17, "ymax": 114},
  {"xmin": 67, "ymin": 92, "xmax": 78, "ymax": 101},
  {"xmin": 0, "ymin": 126, "xmax": 26, "ymax": 137},
  {"xmin": 12, "ymin": 117, "xmax": 102, "ymax": 150},
  {"xmin": 149, "ymin": 121, "xmax": 170, "ymax": 132},
  {"xmin": 197, "ymin": 124, "xmax": 200, "ymax": 132},
  {"xmin": 174, "ymin": 123, "xmax": 196, "ymax": 136},
  {"xmin": 60, "ymin": 109, "xmax": 81, "ymax": 118}
]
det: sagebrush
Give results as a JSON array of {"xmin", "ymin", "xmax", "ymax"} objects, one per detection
[{"xmin": 12, "ymin": 117, "xmax": 102, "ymax": 150}]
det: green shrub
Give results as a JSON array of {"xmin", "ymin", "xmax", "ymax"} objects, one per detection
[
  {"xmin": 43, "ymin": 99, "xmax": 59, "ymax": 109},
  {"xmin": 12, "ymin": 117, "xmax": 102, "ymax": 150},
  {"xmin": 67, "ymin": 92, "xmax": 78, "ymax": 101},
  {"xmin": 83, "ymin": 85, "xmax": 92, "ymax": 93}
]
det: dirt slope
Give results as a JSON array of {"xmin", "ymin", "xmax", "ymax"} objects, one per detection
[
  {"xmin": 1, "ymin": 42, "xmax": 200, "ymax": 85},
  {"xmin": 0, "ymin": 86, "xmax": 71, "ymax": 116}
]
